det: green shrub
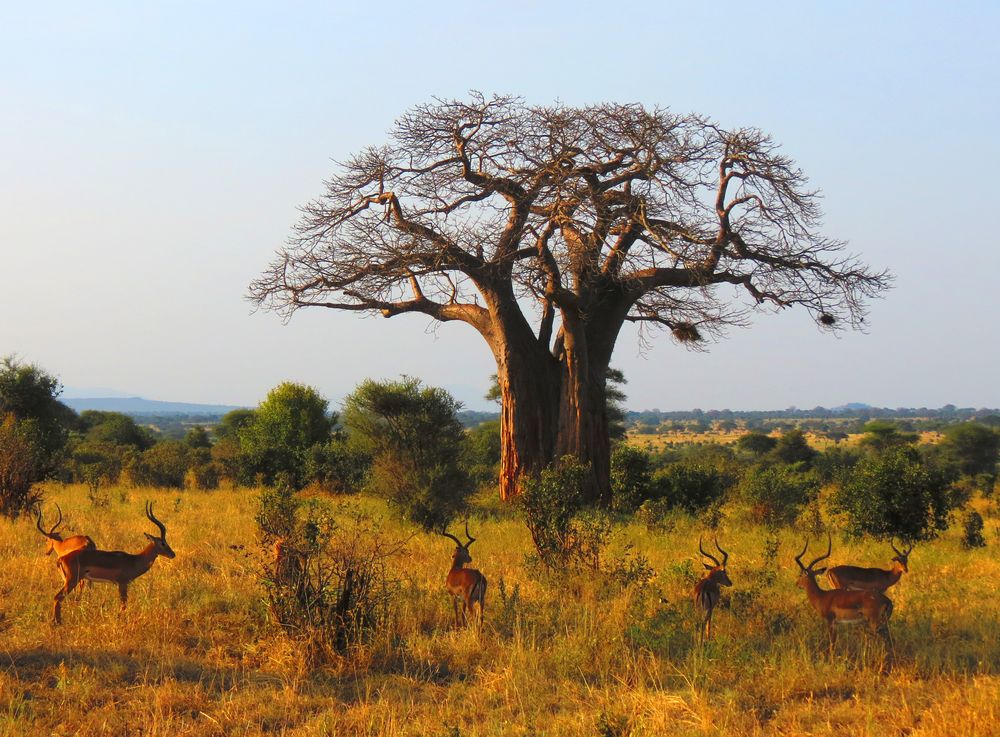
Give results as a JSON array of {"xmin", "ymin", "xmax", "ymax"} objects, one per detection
[
  {"xmin": 609, "ymin": 444, "xmax": 653, "ymax": 512},
  {"xmin": 962, "ymin": 510, "xmax": 987, "ymax": 549},
  {"xmin": 739, "ymin": 463, "xmax": 819, "ymax": 526},
  {"xmin": 833, "ymin": 445, "xmax": 957, "ymax": 541},
  {"xmin": 519, "ymin": 456, "xmax": 602, "ymax": 569},
  {"xmin": 650, "ymin": 462, "xmax": 728, "ymax": 512}
]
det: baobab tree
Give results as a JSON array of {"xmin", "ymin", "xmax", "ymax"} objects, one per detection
[{"xmin": 251, "ymin": 93, "xmax": 890, "ymax": 503}]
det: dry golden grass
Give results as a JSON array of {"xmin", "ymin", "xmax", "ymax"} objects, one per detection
[{"xmin": 0, "ymin": 483, "xmax": 997, "ymax": 736}]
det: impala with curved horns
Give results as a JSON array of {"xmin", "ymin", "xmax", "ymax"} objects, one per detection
[
  {"xmin": 827, "ymin": 540, "xmax": 913, "ymax": 592},
  {"xmin": 36, "ymin": 503, "xmax": 97, "ymax": 592},
  {"xmin": 53, "ymin": 502, "xmax": 176, "ymax": 624},
  {"xmin": 35, "ymin": 503, "xmax": 96, "ymax": 559},
  {"xmin": 795, "ymin": 534, "xmax": 893, "ymax": 666},
  {"xmin": 441, "ymin": 522, "xmax": 487, "ymax": 630},
  {"xmin": 693, "ymin": 536, "xmax": 732, "ymax": 644}
]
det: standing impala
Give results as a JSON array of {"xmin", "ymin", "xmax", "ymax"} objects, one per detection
[
  {"xmin": 441, "ymin": 522, "xmax": 487, "ymax": 630},
  {"xmin": 693, "ymin": 536, "xmax": 732, "ymax": 644},
  {"xmin": 827, "ymin": 540, "xmax": 913, "ymax": 592},
  {"xmin": 53, "ymin": 502, "xmax": 176, "ymax": 624},
  {"xmin": 36, "ymin": 503, "xmax": 96, "ymax": 593},
  {"xmin": 795, "ymin": 534, "xmax": 893, "ymax": 664},
  {"xmin": 35, "ymin": 503, "xmax": 96, "ymax": 558}
]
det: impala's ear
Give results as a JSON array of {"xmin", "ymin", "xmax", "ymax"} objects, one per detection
[
  {"xmin": 144, "ymin": 532, "xmax": 156, "ymax": 541},
  {"xmin": 814, "ymin": 566, "xmax": 827, "ymax": 575},
  {"xmin": 704, "ymin": 563, "xmax": 714, "ymax": 570}
]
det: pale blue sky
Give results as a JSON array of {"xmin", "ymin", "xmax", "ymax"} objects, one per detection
[{"xmin": 2, "ymin": 2, "xmax": 998, "ymax": 411}]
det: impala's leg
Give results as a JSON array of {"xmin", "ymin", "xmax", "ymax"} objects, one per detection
[
  {"xmin": 478, "ymin": 583, "xmax": 486, "ymax": 631},
  {"xmin": 118, "ymin": 583, "xmax": 129, "ymax": 611},
  {"xmin": 452, "ymin": 596, "xmax": 461, "ymax": 628},
  {"xmin": 53, "ymin": 562, "xmax": 79, "ymax": 625}
]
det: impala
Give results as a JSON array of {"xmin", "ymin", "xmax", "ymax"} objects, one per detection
[
  {"xmin": 36, "ymin": 504, "xmax": 96, "ymax": 592},
  {"xmin": 795, "ymin": 534, "xmax": 893, "ymax": 665},
  {"xmin": 693, "ymin": 536, "xmax": 732, "ymax": 644},
  {"xmin": 827, "ymin": 540, "xmax": 913, "ymax": 592},
  {"xmin": 441, "ymin": 522, "xmax": 487, "ymax": 630},
  {"xmin": 53, "ymin": 502, "xmax": 176, "ymax": 624},
  {"xmin": 35, "ymin": 504, "xmax": 96, "ymax": 557}
]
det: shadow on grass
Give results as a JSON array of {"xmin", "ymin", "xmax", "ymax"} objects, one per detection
[{"xmin": 1, "ymin": 647, "xmax": 273, "ymax": 693}]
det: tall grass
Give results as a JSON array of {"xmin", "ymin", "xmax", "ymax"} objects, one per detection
[{"xmin": 0, "ymin": 483, "xmax": 997, "ymax": 736}]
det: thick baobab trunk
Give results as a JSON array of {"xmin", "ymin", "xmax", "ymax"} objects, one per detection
[
  {"xmin": 496, "ymin": 347, "xmax": 559, "ymax": 501},
  {"xmin": 496, "ymin": 339, "xmax": 612, "ymax": 505}
]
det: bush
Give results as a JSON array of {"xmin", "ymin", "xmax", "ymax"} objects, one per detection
[
  {"xmin": 462, "ymin": 419, "xmax": 501, "ymax": 489},
  {"xmin": 609, "ymin": 445, "xmax": 653, "ymax": 512},
  {"xmin": 649, "ymin": 462, "xmax": 728, "ymax": 513},
  {"xmin": 238, "ymin": 383, "xmax": 334, "ymax": 488},
  {"xmin": 0, "ymin": 414, "xmax": 41, "ymax": 517},
  {"xmin": 343, "ymin": 378, "xmax": 472, "ymax": 530},
  {"xmin": 739, "ymin": 463, "xmax": 819, "ymax": 526},
  {"xmin": 261, "ymin": 500, "xmax": 401, "ymax": 665},
  {"xmin": 961, "ymin": 510, "xmax": 987, "ymax": 549},
  {"xmin": 767, "ymin": 429, "xmax": 817, "ymax": 466},
  {"xmin": 129, "ymin": 441, "xmax": 190, "ymax": 488},
  {"xmin": 304, "ymin": 439, "xmax": 370, "ymax": 494},
  {"xmin": 736, "ymin": 431, "xmax": 777, "ymax": 457},
  {"xmin": 833, "ymin": 445, "xmax": 957, "ymax": 542},
  {"xmin": 518, "ymin": 456, "xmax": 611, "ymax": 570}
]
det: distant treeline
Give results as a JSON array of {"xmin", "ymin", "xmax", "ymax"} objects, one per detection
[
  {"xmin": 626, "ymin": 405, "xmax": 1000, "ymax": 425},
  {"xmin": 124, "ymin": 406, "xmax": 1000, "ymax": 436}
]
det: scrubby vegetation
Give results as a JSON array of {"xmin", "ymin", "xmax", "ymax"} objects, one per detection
[
  {"xmin": 4, "ymin": 357, "xmax": 1000, "ymax": 734},
  {"xmin": 0, "ymin": 482, "xmax": 997, "ymax": 736}
]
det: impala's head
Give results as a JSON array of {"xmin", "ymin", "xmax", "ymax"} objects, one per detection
[
  {"xmin": 794, "ymin": 533, "xmax": 832, "ymax": 589},
  {"xmin": 144, "ymin": 501, "xmax": 176, "ymax": 559},
  {"xmin": 699, "ymin": 536, "xmax": 732, "ymax": 586},
  {"xmin": 442, "ymin": 521, "xmax": 477, "ymax": 568},
  {"xmin": 35, "ymin": 504, "xmax": 65, "ymax": 555},
  {"xmin": 890, "ymin": 539, "xmax": 913, "ymax": 573}
]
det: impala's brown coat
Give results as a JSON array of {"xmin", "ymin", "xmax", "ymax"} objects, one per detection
[
  {"xmin": 795, "ymin": 536, "xmax": 894, "ymax": 667},
  {"xmin": 693, "ymin": 537, "xmax": 732, "ymax": 644},
  {"xmin": 442, "ymin": 524, "xmax": 486, "ymax": 630},
  {"xmin": 827, "ymin": 541, "xmax": 912, "ymax": 592},
  {"xmin": 53, "ymin": 502, "xmax": 175, "ymax": 624}
]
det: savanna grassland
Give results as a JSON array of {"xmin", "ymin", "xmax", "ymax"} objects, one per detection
[{"xmin": 1, "ymin": 483, "xmax": 998, "ymax": 737}]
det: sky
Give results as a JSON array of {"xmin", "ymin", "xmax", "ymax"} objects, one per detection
[{"xmin": 2, "ymin": 2, "xmax": 998, "ymax": 412}]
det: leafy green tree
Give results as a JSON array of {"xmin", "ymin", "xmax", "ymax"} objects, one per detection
[
  {"xmin": 834, "ymin": 446, "xmax": 957, "ymax": 542},
  {"xmin": 214, "ymin": 408, "xmax": 256, "ymax": 440},
  {"xmin": 342, "ymin": 377, "xmax": 471, "ymax": 529},
  {"xmin": 767, "ymin": 429, "xmax": 817, "ymax": 466},
  {"xmin": 0, "ymin": 356, "xmax": 76, "ymax": 516},
  {"xmin": 857, "ymin": 420, "xmax": 918, "ymax": 453},
  {"xmin": 736, "ymin": 431, "xmax": 777, "ymax": 457},
  {"xmin": 184, "ymin": 425, "xmax": 212, "ymax": 449},
  {"xmin": 239, "ymin": 383, "xmax": 334, "ymax": 488},
  {"xmin": 939, "ymin": 422, "xmax": 999, "ymax": 487},
  {"xmin": 79, "ymin": 410, "xmax": 154, "ymax": 449}
]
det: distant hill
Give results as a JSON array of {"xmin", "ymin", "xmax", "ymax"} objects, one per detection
[{"xmin": 62, "ymin": 397, "xmax": 244, "ymax": 415}]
